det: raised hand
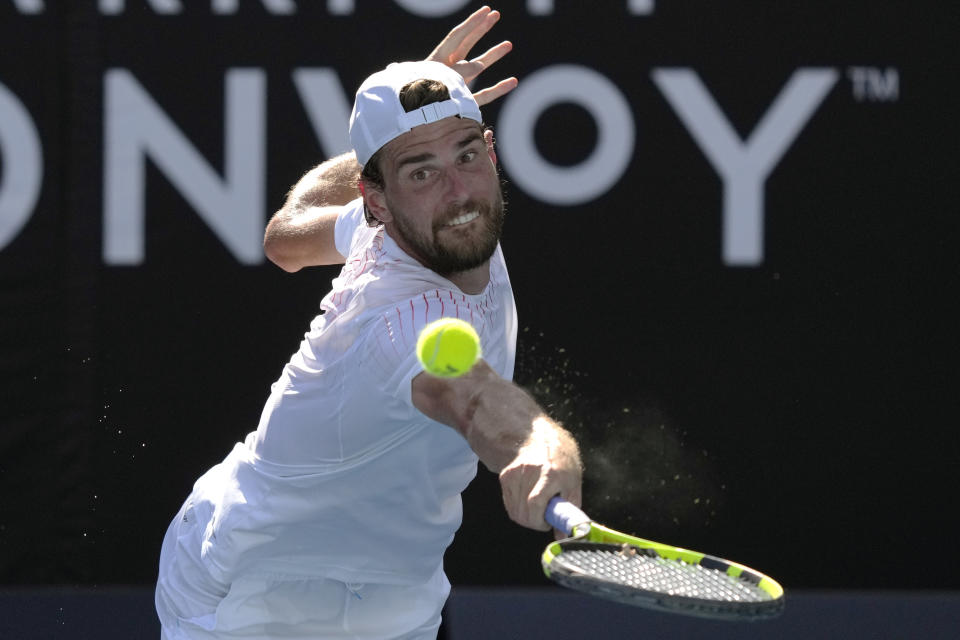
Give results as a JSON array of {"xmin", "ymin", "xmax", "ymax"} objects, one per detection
[{"xmin": 426, "ymin": 6, "xmax": 518, "ymax": 106}]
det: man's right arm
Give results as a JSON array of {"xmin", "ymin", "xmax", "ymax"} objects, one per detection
[
  {"xmin": 263, "ymin": 152, "xmax": 361, "ymax": 272},
  {"xmin": 265, "ymin": 7, "xmax": 517, "ymax": 273}
]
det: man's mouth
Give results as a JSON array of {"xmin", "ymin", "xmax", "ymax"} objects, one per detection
[{"xmin": 444, "ymin": 211, "xmax": 480, "ymax": 227}]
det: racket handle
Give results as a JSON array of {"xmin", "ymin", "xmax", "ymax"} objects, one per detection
[{"xmin": 545, "ymin": 496, "xmax": 591, "ymax": 535}]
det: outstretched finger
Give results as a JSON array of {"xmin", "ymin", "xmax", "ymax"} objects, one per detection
[
  {"xmin": 470, "ymin": 40, "xmax": 513, "ymax": 74},
  {"xmin": 455, "ymin": 40, "xmax": 513, "ymax": 86},
  {"xmin": 472, "ymin": 77, "xmax": 518, "ymax": 107},
  {"xmin": 451, "ymin": 9, "xmax": 502, "ymax": 63},
  {"xmin": 429, "ymin": 7, "xmax": 500, "ymax": 64}
]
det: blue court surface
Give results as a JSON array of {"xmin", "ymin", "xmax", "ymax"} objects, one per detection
[{"xmin": 2, "ymin": 586, "xmax": 958, "ymax": 639}]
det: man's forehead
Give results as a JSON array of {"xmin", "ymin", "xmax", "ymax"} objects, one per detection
[{"xmin": 383, "ymin": 117, "xmax": 483, "ymax": 163}]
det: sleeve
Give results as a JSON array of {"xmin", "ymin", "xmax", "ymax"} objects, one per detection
[
  {"xmin": 334, "ymin": 197, "xmax": 366, "ymax": 257},
  {"xmin": 358, "ymin": 289, "xmax": 490, "ymax": 408}
]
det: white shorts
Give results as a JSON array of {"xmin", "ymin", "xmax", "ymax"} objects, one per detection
[{"xmin": 155, "ymin": 501, "xmax": 449, "ymax": 640}]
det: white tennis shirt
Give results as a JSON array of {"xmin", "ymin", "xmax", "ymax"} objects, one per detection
[{"xmin": 187, "ymin": 198, "xmax": 517, "ymax": 587}]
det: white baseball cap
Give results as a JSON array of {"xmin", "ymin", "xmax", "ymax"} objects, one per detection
[{"xmin": 349, "ymin": 60, "xmax": 483, "ymax": 166}]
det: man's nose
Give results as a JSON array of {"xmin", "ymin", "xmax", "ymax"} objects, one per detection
[{"xmin": 442, "ymin": 168, "xmax": 470, "ymax": 204}]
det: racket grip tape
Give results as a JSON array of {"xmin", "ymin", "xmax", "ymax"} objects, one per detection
[{"xmin": 545, "ymin": 496, "xmax": 590, "ymax": 535}]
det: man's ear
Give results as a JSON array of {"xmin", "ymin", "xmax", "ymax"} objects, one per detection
[
  {"xmin": 484, "ymin": 128, "xmax": 497, "ymax": 166},
  {"xmin": 360, "ymin": 179, "xmax": 392, "ymax": 224}
]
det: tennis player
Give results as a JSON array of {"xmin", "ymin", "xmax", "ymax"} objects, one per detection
[{"xmin": 155, "ymin": 7, "xmax": 582, "ymax": 639}]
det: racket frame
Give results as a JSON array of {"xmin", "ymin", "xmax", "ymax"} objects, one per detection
[{"xmin": 541, "ymin": 520, "xmax": 785, "ymax": 620}]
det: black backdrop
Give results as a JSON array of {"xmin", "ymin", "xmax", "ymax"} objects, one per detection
[{"xmin": 1, "ymin": 1, "xmax": 957, "ymax": 591}]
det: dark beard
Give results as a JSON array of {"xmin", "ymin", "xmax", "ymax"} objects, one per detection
[{"xmin": 392, "ymin": 188, "xmax": 505, "ymax": 277}]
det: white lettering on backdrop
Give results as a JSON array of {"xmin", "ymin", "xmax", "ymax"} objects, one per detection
[{"xmin": 0, "ymin": 66, "xmax": 839, "ymax": 265}]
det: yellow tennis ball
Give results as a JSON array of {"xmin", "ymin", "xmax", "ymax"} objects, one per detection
[{"xmin": 416, "ymin": 318, "xmax": 482, "ymax": 378}]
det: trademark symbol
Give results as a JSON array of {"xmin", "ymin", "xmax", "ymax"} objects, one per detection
[{"xmin": 847, "ymin": 67, "xmax": 900, "ymax": 102}]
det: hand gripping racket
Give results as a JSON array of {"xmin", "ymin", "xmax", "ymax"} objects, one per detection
[{"xmin": 542, "ymin": 497, "xmax": 785, "ymax": 620}]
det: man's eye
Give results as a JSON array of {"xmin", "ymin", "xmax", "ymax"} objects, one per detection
[
  {"xmin": 461, "ymin": 151, "xmax": 477, "ymax": 163},
  {"xmin": 412, "ymin": 170, "xmax": 428, "ymax": 181}
]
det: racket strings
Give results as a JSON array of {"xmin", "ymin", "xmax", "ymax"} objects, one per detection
[{"xmin": 557, "ymin": 547, "xmax": 771, "ymax": 603}]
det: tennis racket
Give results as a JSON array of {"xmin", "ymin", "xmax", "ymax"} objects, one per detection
[{"xmin": 542, "ymin": 497, "xmax": 785, "ymax": 620}]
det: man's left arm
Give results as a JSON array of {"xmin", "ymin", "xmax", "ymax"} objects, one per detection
[{"xmin": 412, "ymin": 360, "xmax": 583, "ymax": 532}]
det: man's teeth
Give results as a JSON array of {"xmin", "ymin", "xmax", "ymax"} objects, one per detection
[{"xmin": 446, "ymin": 211, "xmax": 480, "ymax": 227}]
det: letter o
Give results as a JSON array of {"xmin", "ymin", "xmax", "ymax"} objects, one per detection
[
  {"xmin": 0, "ymin": 83, "xmax": 43, "ymax": 252},
  {"xmin": 393, "ymin": 0, "xmax": 471, "ymax": 17},
  {"xmin": 498, "ymin": 65, "xmax": 635, "ymax": 206}
]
